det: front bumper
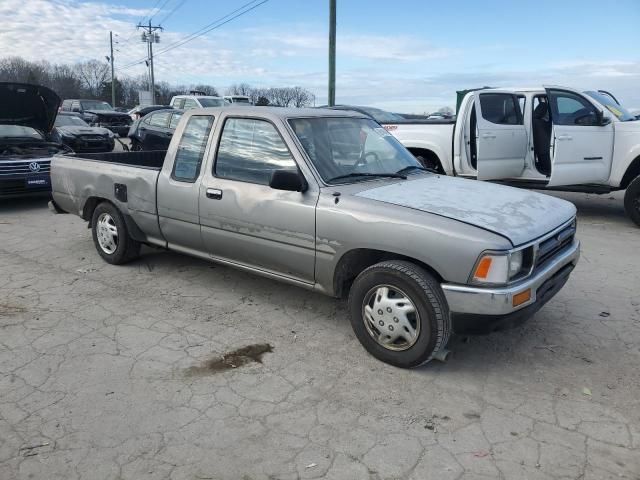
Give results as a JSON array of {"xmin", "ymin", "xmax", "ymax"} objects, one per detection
[{"xmin": 441, "ymin": 239, "xmax": 580, "ymax": 334}]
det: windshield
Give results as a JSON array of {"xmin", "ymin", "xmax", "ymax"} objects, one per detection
[
  {"xmin": 584, "ymin": 91, "xmax": 636, "ymax": 121},
  {"xmin": 198, "ymin": 98, "xmax": 225, "ymax": 107},
  {"xmin": 232, "ymin": 97, "xmax": 251, "ymax": 104},
  {"xmin": 0, "ymin": 125, "xmax": 45, "ymax": 140},
  {"xmin": 55, "ymin": 115, "xmax": 88, "ymax": 127},
  {"xmin": 290, "ymin": 117, "xmax": 421, "ymax": 184},
  {"xmin": 81, "ymin": 100, "xmax": 112, "ymax": 111}
]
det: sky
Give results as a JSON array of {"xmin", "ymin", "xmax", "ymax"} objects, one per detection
[{"xmin": 0, "ymin": 0, "xmax": 639, "ymax": 113}]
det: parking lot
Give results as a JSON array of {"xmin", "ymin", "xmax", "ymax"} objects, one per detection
[{"xmin": 0, "ymin": 191, "xmax": 639, "ymax": 480}]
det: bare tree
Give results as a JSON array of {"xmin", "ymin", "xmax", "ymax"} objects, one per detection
[
  {"xmin": 74, "ymin": 60, "xmax": 109, "ymax": 97},
  {"xmin": 226, "ymin": 83, "xmax": 252, "ymax": 96},
  {"xmin": 291, "ymin": 86, "xmax": 314, "ymax": 107},
  {"xmin": 190, "ymin": 84, "xmax": 219, "ymax": 96}
]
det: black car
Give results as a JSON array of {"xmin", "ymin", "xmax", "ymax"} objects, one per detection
[
  {"xmin": 0, "ymin": 82, "xmax": 68, "ymax": 198},
  {"xmin": 60, "ymin": 99, "xmax": 132, "ymax": 137},
  {"xmin": 51, "ymin": 112, "xmax": 115, "ymax": 153},
  {"xmin": 128, "ymin": 104, "xmax": 172, "ymax": 121},
  {"xmin": 128, "ymin": 108, "xmax": 183, "ymax": 151}
]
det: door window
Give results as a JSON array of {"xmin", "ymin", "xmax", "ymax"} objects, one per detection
[
  {"xmin": 171, "ymin": 115, "xmax": 214, "ymax": 182},
  {"xmin": 149, "ymin": 111, "xmax": 171, "ymax": 127},
  {"xmin": 172, "ymin": 98, "xmax": 185, "ymax": 109},
  {"xmin": 548, "ymin": 91, "xmax": 599, "ymax": 125},
  {"xmin": 479, "ymin": 93, "xmax": 522, "ymax": 125},
  {"xmin": 215, "ymin": 118, "xmax": 297, "ymax": 185}
]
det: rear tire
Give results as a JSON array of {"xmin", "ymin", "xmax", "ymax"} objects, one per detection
[
  {"xmin": 347, "ymin": 260, "xmax": 450, "ymax": 368},
  {"xmin": 624, "ymin": 175, "xmax": 640, "ymax": 227},
  {"xmin": 91, "ymin": 202, "xmax": 140, "ymax": 264}
]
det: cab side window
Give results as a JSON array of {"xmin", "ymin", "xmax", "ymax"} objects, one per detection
[
  {"xmin": 171, "ymin": 115, "xmax": 214, "ymax": 182},
  {"xmin": 214, "ymin": 118, "xmax": 297, "ymax": 185},
  {"xmin": 479, "ymin": 93, "xmax": 522, "ymax": 125},
  {"xmin": 183, "ymin": 99, "xmax": 197, "ymax": 109},
  {"xmin": 172, "ymin": 98, "xmax": 185, "ymax": 109},
  {"xmin": 548, "ymin": 91, "xmax": 599, "ymax": 126}
]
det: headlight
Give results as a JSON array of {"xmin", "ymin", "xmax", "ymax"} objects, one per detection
[{"xmin": 471, "ymin": 248, "xmax": 532, "ymax": 285}]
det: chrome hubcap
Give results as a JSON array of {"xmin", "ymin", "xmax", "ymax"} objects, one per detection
[
  {"xmin": 362, "ymin": 285, "xmax": 420, "ymax": 351},
  {"xmin": 96, "ymin": 213, "xmax": 118, "ymax": 254}
]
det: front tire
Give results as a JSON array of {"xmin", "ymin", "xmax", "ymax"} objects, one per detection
[
  {"xmin": 348, "ymin": 260, "xmax": 450, "ymax": 368},
  {"xmin": 91, "ymin": 202, "xmax": 140, "ymax": 264},
  {"xmin": 624, "ymin": 175, "xmax": 640, "ymax": 227}
]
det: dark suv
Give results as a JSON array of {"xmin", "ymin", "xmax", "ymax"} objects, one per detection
[{"xmin": 60, "ymin": 99, "xmax": 132, "ymax": 136}]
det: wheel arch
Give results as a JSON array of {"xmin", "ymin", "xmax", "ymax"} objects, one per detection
[
  {"xmin": 406, "ymin": 147, "xmax": 445, "ymax": 173},
  {"xmin": 621, "ymin": 155, "xmax": 640, "ymax": 189},
  {"xmin": 83, "ymin": 196, "xmax": 147, "ymax": 242},
  {"xmin": 333, "ymin": 248, "xmax": 444, "ymax": 299}
]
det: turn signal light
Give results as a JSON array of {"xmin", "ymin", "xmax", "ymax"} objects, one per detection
[
  {"xmin": 474, "ymin": 257, "xmax": 493, "ymax": 279},
  {"xmin": 512, "ymin": 289, "xmax": 531, "ymax": 307}
]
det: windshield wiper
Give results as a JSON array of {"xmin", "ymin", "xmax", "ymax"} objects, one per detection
[
  {"xmin": 327, "ymin": 172, "xmax": 407, "ymax": 183},
  {"xmin": 396, "ymin": 165, "xmax": 438, "ymax": 175}
]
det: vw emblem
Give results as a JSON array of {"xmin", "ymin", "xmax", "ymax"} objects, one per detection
[{"xmin": 28, "ymin": 162, "xmax": 41, "ymax": 172}]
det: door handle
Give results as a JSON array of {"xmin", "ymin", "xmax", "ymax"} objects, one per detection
[
  {"xmin": 481, "ymin": 133, "xmax": 496, "ymax": 139},
  {"xmin": 206, "ymin": 188, "xmax": 223, "ymax": 200},
  {"xmin": 556, "ymin": 134, "xmax": 572, "ymax": 141}
]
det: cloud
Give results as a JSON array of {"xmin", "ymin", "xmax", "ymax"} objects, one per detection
[{"xmin": 0, "ymin": 0, "xmax": 638, "ymax": 113}]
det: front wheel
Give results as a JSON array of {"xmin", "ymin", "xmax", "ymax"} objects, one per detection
[
  {"xmin": 624, "ymin": 175, "xmax": 640, "ymax": 227},
  {"xmin": 91, "ymin": 202, "xmax": 140, "ymax": 264},
  {"xmin": 347, "ymin": 260, "xmax": 450, "ymax": 368}
]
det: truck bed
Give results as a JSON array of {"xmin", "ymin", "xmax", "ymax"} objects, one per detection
[
  {"xmin": 51, "ymin": 150, "xmax": 166, "ymax": 242},
  {"xmin": 64, "ymin": 150, "xmax": 167, "ymax": 169}
]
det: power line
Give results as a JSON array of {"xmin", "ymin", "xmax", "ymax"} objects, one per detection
[
  {"xmin": 118, "ymin": 0, "xmax": 267, "ymax": 71},
  {"xmin": 157, "ymin": 0, "xmax": 188, "ymax": 25},
  {"xmin": 149, "ymin": 0, "xmax": 173, "ymax": 21}
]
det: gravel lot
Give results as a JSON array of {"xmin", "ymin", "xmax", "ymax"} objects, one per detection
[{"xmin": 1, "ymin": 191, "xmax": 639, "ymax": 480}]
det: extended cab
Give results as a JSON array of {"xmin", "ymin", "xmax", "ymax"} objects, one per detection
[
  {"xmin": 51, "ymin": 107, "xmax": 580, "ymax": 368},
  {"xmin": 385, "ymin": 87, "xmax": 640, "ymax": 226}
]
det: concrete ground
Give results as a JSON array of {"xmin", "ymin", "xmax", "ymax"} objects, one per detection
[{"xmin": 0, "ymin": 191, "xmax": 638, "ymax": 480}]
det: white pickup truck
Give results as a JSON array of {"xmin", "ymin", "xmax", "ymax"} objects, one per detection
[{"xmin": 384, "ymin": 86, "xmax": 640, "ymax": 226}]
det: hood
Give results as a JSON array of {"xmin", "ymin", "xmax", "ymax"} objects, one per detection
[
  {"xmin": 55, "ymin": 125, "xmax": 111, "ymax": 136},
  {"xmin": 355, "ymin": 175, "xmax": 576, "ymax": 246},
  {"xmin": 0, "ymin": 82, "xmax": 61, "ymax": 133},
  {"xmin": 85, "ymin": 110, "xmax": 130, "ymax": 119}
]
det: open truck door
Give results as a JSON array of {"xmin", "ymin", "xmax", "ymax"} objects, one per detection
[
  {"xmin": 474, "ymin": 90, "xmax": 527, "ymax": 180},
  {"xmin": 544, "ymin": 87, "xmax": 614, "ymax": 187}
]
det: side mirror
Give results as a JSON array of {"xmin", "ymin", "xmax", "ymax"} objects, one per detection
[
  {"xmin": 595, "ymin": 110, "xmax": 612, "ymax": 126},
  {"xmin": 269, "ymin": 170, "xmax": 307, "ymax": 192}
]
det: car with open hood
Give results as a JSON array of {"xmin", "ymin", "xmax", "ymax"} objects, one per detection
[
  {"xmin": 60, "ymin": 99, "xmax": 132, "ymax": 137},
  {"xmin": 0, "ymin": 82, "xmax": 69, "ymax": 198},
  {"xmin": 51, "ymin": 112, "xmax": 115, "ymax": 153},
  {"xmin": 50, "ymin": 107, "xmax": 580, "ymax": 368}
]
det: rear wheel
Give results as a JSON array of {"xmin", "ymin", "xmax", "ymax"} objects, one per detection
[
  {"xmin": 91, "ymin": 202, "xmax": 140, "ymax": 264},
  {"xmin": 624, "ymin": 175, "xmax": 640, "ymax": 227},
  {"xmin": 347, "ymin": 260, "xmax": 450, "ymax": 368}
]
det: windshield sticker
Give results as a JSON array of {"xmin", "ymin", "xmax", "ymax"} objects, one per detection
[{"xmin": 606, "ymin": 105, "xmax": 623, "ymax": 119}]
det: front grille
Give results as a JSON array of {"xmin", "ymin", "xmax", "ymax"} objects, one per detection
[
  {"xmin": 535, "ymin": 223, "xmax": 576, "ymax": 269},
  {"xmin": 0, "ymin": 160, "xmax": 51, "ymax": 176},
  {"xmin": 79, "ymin": 134, "xmax": 107, "ymax": 141}
]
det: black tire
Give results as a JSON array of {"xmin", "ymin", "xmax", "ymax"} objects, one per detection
[
  {"xmin": 91, "ymin": 202, "xmax": 141, "ymax": 264},
  {"xmin": 624, "ymin": 175, "xmax": 640, "ymax": 227},
  {"xmin": 347, "ymin": 260, "xmax": 450, "ymax": 368}
]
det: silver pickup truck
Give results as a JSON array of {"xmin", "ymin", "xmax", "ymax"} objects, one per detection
[{"xmin": 51, "ymin": 107, "xmax": 580, "ymax": 368}]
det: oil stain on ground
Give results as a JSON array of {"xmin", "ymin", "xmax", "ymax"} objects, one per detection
[
  {"xmin": 0, "ymin": 303, "xmax": 26, "ymax": 317},
  {"xmin": 185, "ymin": 343, "xmax": 274, "ymax": 376}
]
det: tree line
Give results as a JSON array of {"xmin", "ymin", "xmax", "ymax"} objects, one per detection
[{"xmin": 0, "ymin": 56, "xmax": 315, "ymax": 108}]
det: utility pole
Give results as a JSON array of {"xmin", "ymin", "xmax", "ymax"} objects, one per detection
[
  {"xmin": 328, "ymin": 0, "xmax": 336, "ymax": 106},
  {"xmin": 109, "ymin": 31, "xmax": 115, "ymax": 107},
  {"xmin": 137, "ymin": 20, "xmax": 162, "ymax": 104}
]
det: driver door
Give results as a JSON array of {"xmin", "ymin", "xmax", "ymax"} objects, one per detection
[
  {"xmin": 545, "ymin": 88, "xmax": 614, "ymax": 186},
  {"xmin": 474, "ymin": 91, "xmax": 528, "ymax": 180}
]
